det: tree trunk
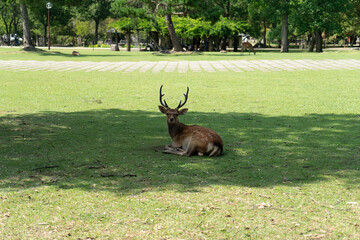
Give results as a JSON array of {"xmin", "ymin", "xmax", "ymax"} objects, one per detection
[
  {"xmin": 215, "ymin": 38, "xmax": 221, "ymax": 51},
  {"xmin": 94, "ymin": 20, "xmax": 99, "ymax": 44},
  {"xmin": 114, "ymin": 32, "xmax": 119, "ymax": 51},
  {"xmin": 280, "ymin": 14, "xmax": 288, "ymax": 52},
  {"xmin": 315, "ymin": 30, "xmax": 322, "ymax": 52},
  {"xmin": 233, "ymin": 36, "xmax": 239, "ymax": 52},
  {"xmin": 263, "ymin": 20, "xmax": 267, "ymax": 47},
  {"xmin": 225, "ymin": 0, "xmax": 230, "ymax": 17},
  {"xmin": 126, "ymin": 32, "xmax": 131, "ymax": 51},
  {"xmin": 12, "ymin": 4, "xmax": 19, "ymax": 34},
  {"xmin": 149, "ymin": 31, "xmax": 161, "ymax": 51},
  {"xmin": 220, "ymin": 36, "xmax": 227, "ymax": 51},
  {"xmin": 1, "ymin": 17, "xmax": 10, "ymax": 45},
  {"xmin": 308, "ymin": 33, "xmax": 315, "ymax": 52},
  {"xmin": 137, "ymin": 30, "xmax": 141, "ymax": 51},
  {"xmin": 19, "ymin": 0, "xmax": 34, "ymax": 49},
  {"xmin": 43, "ymin": 24, "xmax": 47, "ymax": 46},
  {"xmin": 165, "ymin": 14, "xmax": 182, "ymax": 51},
  {"xmin": 209, "ymin": 39, "xmax": 214, "ymax": 52}
]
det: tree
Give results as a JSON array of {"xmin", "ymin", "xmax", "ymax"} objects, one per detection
[
  {"xmin": 340, "ymin": 0, "xmax": 360, "ymax": 46},
  {"xmin": 74, "ymin": 19, "xmax": 94, "ymax": 46},
  {"xmin": 112, "ymin": 0, "xmax": 191, "ymax": 51},
  {"xmin": 248, "ymin": 0, "xmax": 275, "ymax": 47},
  {"xmin": 211, "ymin": 16, "xmax": 247, "ymax": 51},
  {"xmin": 278, "ymin": 0, "xmax": 290, "ymax": 52},
  {"xmin": 76, "ymin": 0, "xmax": 113, "ymax": 44},
  {"xmin": 112, "ymin": 17, "xmax": 136, "ymax": 51},
  {"xmin": 27, "ymin": 0, "xmax": 72, "ymax": 46},
  {"xmin": 0, "ymin": 0, "xmax": 21, "ymax": 45},
  {"xmin": 149, "ymin": 0, "xmax": 188, "ymax": 51},
  {"xmin": 19, "ymin": 0, "xmax": 34, "ymax": 48},
  {"xmin": 292, "ymin": 0, "xmax": 350, "ymax": 52}
]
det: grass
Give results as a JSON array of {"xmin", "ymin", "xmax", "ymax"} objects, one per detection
[
  {"xmin": 0, "ymin": 49, "xmax": 360, "ymax": 239},
  {"xmin": 1, "ymin": 46, "xmax": 360, "ymax": 62}
]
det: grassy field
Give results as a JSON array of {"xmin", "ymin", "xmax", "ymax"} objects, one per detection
[{"xmin": 0, "ymin": 49, "xmax": 360, "ymax": 239}]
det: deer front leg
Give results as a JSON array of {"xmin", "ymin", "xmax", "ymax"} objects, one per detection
[
  {"xmin": 163, "ymin": 148, "xmax": 187, "ymax": 156},
  {"xmin": 164, "ymin": 144, "xmax": 175, "ymax": 150},
  {"xmin": 164, "ymin": 141, "xmax": 182, "ymax": 150},
  {"xmin": 163, "ymin": 142, "xmax": 184, "ymax": 154}
]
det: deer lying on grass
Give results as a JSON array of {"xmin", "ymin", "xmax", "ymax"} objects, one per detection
[
  {"xmin": 158, "ymin": 85, "xmax": 223, "ymax": 157},
  {"xmin": 72, "ymin": 51, "xmax": 80, "ymax": 56},
  {"xmin": 241, "ymin": 42, "xmax": 256, "ymax": 55}
]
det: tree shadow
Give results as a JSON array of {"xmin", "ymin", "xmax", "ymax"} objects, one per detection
[
  {"xmin": 1, "ymin": 109, "xmax": 359, "ymax": 194},
  {"xmin": 17, "ymin": 48, "xmax": 135, "ymax": 59}
]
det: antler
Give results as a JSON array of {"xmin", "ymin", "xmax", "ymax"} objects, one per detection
[
  {"xmin": 176, "ymin": 87, "xmax": 189, "ymax": 109},
  {"xmin": 159, "ymin": 85, "xmax": 169, "ymax": 108}
]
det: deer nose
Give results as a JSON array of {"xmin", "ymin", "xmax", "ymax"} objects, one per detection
[{"xmin": 169, "ymin": 117, "xmax": 175, "ymax": 122}]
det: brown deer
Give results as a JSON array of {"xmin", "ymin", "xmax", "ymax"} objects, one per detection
[
  {"xmin": 241, "ymin": 42, "xmax": 256, "ymax": 55},
  {"xmin": 72, "ymin": 51, "xmax": 80, "ymax": 56},
  {"xmin": 158, "ymin": 85, "xmax": 223, "ymax": 157}
]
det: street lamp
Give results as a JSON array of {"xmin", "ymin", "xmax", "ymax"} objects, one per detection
[{"xmin": 46, "ymin": 2, "xmax": 53, "ymax": 50}]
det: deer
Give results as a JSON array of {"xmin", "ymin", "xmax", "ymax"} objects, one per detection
[
  {"xmin": 158, "ymin": 85, "xmax": 223, "ymax": 157},
  {"xmin": 72, "ymin": 51, "xmax": 80, "ymax": 56},
  {"xmin": 241, "ymin": 42, "xmax": 256, "ymax": 55}
]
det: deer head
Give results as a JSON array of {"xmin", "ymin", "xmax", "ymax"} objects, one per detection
[{"xmin": 158, "ymin": 85, "xmax": 189, "ymax": 124}]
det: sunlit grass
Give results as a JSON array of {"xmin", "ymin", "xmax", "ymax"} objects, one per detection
[{"xmin": 0, "ymin": 51, "xmax": 359, "ymax": 239}]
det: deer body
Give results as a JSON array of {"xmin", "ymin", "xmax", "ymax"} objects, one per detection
[
  {"xmin": 159, "ymin": 86, "xmax": 223, "ymax": 157},
  {"xmin": 241, "ymin": 42, "xmax": 256, "ymax": 55},
  {"xmin": 72, "ymin": 51, "xmax": 80, "ymax": 56}
]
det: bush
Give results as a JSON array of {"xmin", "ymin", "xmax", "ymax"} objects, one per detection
[
  {"xmin": 88, "ymin": 44, "xmax": 102, "ymax": 48},
  {"xmin": 101, "ymin": 44, "xmax": 110, "ymax": 48}
]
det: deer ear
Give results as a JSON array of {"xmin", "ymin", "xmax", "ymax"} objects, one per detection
[
  {"xmin": 179, "ymin": 108, "xmax": 188, "ymax": 115},
  {"xmin": 159, "ymin": 106, "xmax": 167, "ymax": 114}
]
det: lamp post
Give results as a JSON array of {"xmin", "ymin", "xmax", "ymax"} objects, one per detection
[{"xmin": 46, "ymin": 2, "xmax": 53, "ymax": 50}]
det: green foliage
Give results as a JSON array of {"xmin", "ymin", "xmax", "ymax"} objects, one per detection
[
  {"xmin": 0, "ymin": 17, "xmax": 5, "ymax": 33},
  {"xmin": 339, "ymin": 0, "xmax": 360, "ymax": 37},
  {"xmin": 76, "ymin": 0, "xmax": 112, "ymax": 23},
  {"xmin": 74, "ymin": 20, "xmax": 94, "ymax": 42},
  {"xmin": 111, "ymin": 17, "xmax": 136, "ymax": 33},
  {"xmin": 211, "ymin": 16, "xmax": 248, "ymax": 39},
  {"xmin": 111, "ymin": 0, "xmax": 147, "ymax": 18},
  {"xmin": 291, "ymin": 0, "xmax": 350, "ymax": 35},
  {"xmin": 0, "ymin": 0, "xmax": 22, "ymax": 35},
  {"xmin": 88, "ymin": 43, "xmax": 110, "ymax": 48},
  {"xmin": 171, "ymin": 15, "xmax": 248, "ymax": 41}
]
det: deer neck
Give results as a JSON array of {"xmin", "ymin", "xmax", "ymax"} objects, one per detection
[{"xmin": 167, "ymin": 122, "xmax": 186, "ymax": 140}]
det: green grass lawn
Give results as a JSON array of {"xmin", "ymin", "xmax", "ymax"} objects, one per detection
[{"xmin": 0, "ymin": 49, "xmax": 360, "ymax": 239}]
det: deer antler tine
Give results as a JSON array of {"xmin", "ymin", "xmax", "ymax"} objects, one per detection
[
  {"xmin": 177, "ymin": 86, "xmax": 189, "ymax": 109},
  {"xmin": 159, "ymin": 85, "xmax": 169, "ymax": 108}
]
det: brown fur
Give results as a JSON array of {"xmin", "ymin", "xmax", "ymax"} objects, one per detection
[
  {"xmin": 241, "ymin": 42, "xmax": 256, "ymax": 55},
  {"xmin": 72, "ymin": 51, "xmax": 80, "ymax": 56},
  {"xmin": 159, "ymin": 106, "xmax": 223, "ymax": 157}
]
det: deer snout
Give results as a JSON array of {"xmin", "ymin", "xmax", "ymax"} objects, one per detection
[{"xmin": 169, "ymin": 117, "xmax": 175, "ymax": 122}]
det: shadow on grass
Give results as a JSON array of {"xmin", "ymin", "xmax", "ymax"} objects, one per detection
[
  {"xmin": 18, "ymin": 48, "xmax": 136, "ymax": 59},
  {"xmin": 1, "ymin": 109, "xmax": 359, "ymax": 193}
]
